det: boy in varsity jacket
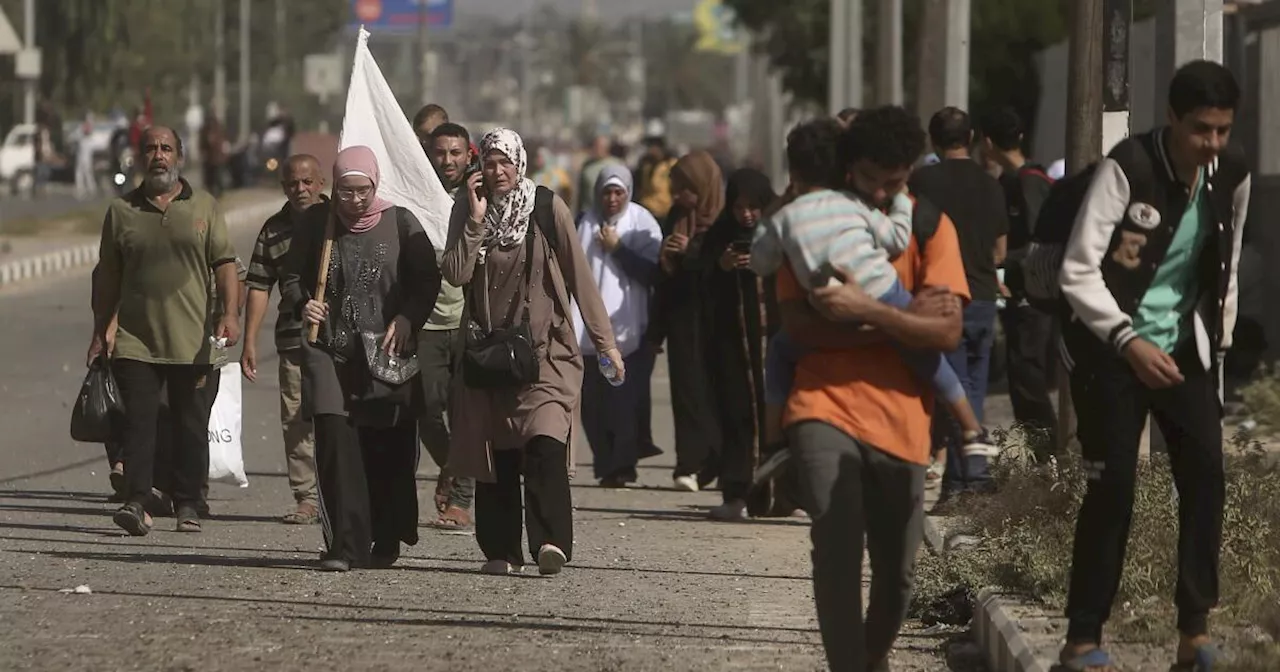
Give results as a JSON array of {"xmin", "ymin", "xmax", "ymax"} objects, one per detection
[{"xmin": 1056, "ymin": 60, "xmax": 1250, "ymax": 672}]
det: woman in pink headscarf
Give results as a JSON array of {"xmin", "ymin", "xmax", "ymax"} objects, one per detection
[{"xmin": 283, "ymin": 145, "xmax": 441, "ymax": 572}]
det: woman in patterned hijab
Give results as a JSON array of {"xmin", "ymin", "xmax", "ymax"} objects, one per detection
[{"xmin": 441, "ymin": 127, "xmax": 623, "ymax": 578}]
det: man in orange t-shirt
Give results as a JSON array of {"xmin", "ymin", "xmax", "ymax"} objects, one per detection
[{"xmin": 778, "ymin": 106, "xmax": 971, "ymax": 671}]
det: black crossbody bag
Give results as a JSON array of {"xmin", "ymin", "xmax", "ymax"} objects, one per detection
[{"xmin": 461, "ymin": 190, "xmax": 555, "ymax": 389}]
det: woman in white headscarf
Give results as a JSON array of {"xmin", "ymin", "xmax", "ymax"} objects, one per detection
[
  {"xmin": 441, "ymin": 128, "xmax": 622, "ymax": 577},
  {"xmin": 572, "ymin": 164, "xmax": 663, "ymax": 488}
]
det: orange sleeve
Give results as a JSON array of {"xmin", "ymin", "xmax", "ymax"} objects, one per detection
[{"xmin": 919, "ymin": 215, "xmax": 972, "ymax": 302}]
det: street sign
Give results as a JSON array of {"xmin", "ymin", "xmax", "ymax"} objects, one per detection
[
  {"xmin": 348, "ymin": 0, "xmax": 453, "ymax": 32},
  {"xmin": 305, "ymin": 53, "xmax": 344, "ymax": 97},
  {"xmin": 0, "ymin": 8, "xmax": 22, "ymax": 54}
]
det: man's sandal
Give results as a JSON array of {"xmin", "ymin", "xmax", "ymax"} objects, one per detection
[
  {"xmin": 428, "ymin": 505, "xmax": 472, "ymax": 531},
  {"xmin": 282, "ymin": 502, "xmax": 320, "ymax": 525},
  {"xmin": 1170, "ymin": 643, "xmax": 1220, "ymax": 671},
  {"xmin": 112, "ymin": 502, "xmax": 152, "ymax": 537}
]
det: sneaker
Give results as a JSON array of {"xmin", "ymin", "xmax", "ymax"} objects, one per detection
[
  {"xmin": 318, "ymin": 558, "xmax": 351, "ymax": 572},
  {"xmin": 537, "ymin": 544, "xmax": 567, "ymax": 576},
  {"xmin": 481, "ymin": 559, "xmax": 517, "ymax": 575},
  {"xmin": 708, "ymin": 499, "xmax": 747, "ymax": 522},
  {"xmin": 673, "ymin": 475, "xmax": 699, "ymax": 492},
  {"xmin": 962, "ymin": 430, "xmax": 999, "ymax": 458}
]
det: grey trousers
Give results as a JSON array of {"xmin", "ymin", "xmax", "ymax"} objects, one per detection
[{"xmin": 788, "ymin": 421, "xmax": 926, "ymax": 672}]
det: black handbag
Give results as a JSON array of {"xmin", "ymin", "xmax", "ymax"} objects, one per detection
[
  {"xmin": 462, "ymin": 219, "xmax": 542, "ymax": 389},
  {"xmin": 70, "ymin": 355, "xmax": 126, "ymax": 443}
]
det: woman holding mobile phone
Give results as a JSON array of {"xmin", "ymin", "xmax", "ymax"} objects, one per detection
[{"xmin": 701, "ymin": 168, "xmax": 786, "ymax": 522}]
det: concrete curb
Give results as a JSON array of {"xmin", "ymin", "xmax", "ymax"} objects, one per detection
[
  {"xmin": 973, "ymin": 589, "xmax": 1053, "ymax": 672},
  {"xmin": 0, "ymin": 201, "xmax": 280, "ymax": 289},
  {"xmin": 921, "ymin": 514, "xmax": 1054, "ymax": 672}
]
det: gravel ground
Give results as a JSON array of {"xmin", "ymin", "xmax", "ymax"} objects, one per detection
[{"xmin": 0, "ymin": 238, "xmax": 986, "ymax": 671}]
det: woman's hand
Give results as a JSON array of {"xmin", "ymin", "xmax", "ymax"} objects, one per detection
[
  {"xmin": 383, "ymin": 315, "xmax": 412, "ymax": 356},
  {"xmin": 302, "ymin": 299, "xmax": 328, "ymax": 326},
  {"xmin": 659, "ymin": 233, "xmax": 689, "ymax": 273},
  {"xmin": 598, "ymin": 225, "xmax": 622, "ymax": 253},
  {"xmin": 719, "ymin": 246, "xmax": 750, "ymax": 271},
  {"xmin": 466, "ymin": 172, "xmax": 488, "ymax": 226},
  {"xmin": 601, "ymin": 347, "xmax": 626, "ymax": 384}
]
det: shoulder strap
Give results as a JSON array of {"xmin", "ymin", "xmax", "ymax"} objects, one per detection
[
  {"xmin": 532, "ymin": 186, "xmax": 557, "ymax": 251},
  {"xmin": 912, "ymin": 195, "xmax": 943, "ymax": 248},
  {"xmin": 1020, "ymin": 165, "xmax": 1054, "ymax": 184}
]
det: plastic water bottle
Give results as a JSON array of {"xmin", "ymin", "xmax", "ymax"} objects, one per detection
[{"xmin": 598, "ymin": 354, "xmax": 624, "ymax": 387}]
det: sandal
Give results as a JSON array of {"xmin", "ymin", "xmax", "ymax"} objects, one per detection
[
  {"xmin": 112, "ymin": 502, "xmax": 152, "ymax": 537},
  {"xmin": 282, "ymin": 502, "xmax": 320, "ymax": 525},
  {"xmin": 1057, "ymin": 646, "xmax": 1116, "ymax": 672},
  {"xmin": 428, "ymin": 505, "xmax": 472, "ymax": 530},
  {"xmin": 1171, "ymin": 643, "xmax": 1220, "ymax": 671}
]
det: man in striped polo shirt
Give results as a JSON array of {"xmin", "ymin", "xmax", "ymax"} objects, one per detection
[{"xmin": 242, "ymin": 154, "xmax": 327, "ymax": 524}]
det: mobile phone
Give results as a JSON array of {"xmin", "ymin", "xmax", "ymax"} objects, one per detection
[
  {"xmin": 730, "ymin": 240, "xmax": 751, "ymax": 254},
  {"xmin": 810, "ymin": 262, "xmax": 839, "ymax": 288}
]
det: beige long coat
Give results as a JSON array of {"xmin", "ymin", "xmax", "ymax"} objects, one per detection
[{"xmin": 441, "ymin": 190, "xmax": 616, "ymax": 482}]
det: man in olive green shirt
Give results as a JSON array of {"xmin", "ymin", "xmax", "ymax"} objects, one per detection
[
  {"xmin": 420, "ymin": 118, "xmax": 474, "ymax": 527},
  {"xmin": 89, "ymin": 126, "xmax": 241, "ymax": 537}
]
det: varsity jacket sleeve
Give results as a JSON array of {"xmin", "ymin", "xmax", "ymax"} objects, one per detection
[
  {"xmin": 1220, "ymin": 173, "xmax": 1252, "ymax": 351},
  {"xmin": 1059, "ymin": 157, "xmax": 1138, "ymax": 353}
]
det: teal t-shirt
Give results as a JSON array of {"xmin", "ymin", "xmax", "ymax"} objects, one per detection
[{"xmin": 1133, "ymin": 171, "xmax": 1209, "ymax": 353}]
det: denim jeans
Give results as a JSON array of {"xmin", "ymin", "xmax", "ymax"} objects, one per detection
[{"xmin": 936, "ymin": 299, "xmax": 998, "ymax": 493}]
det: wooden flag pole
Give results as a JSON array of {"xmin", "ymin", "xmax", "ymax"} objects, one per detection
[{"xmin": 307, "ymin": 206, "xmax": 338, "ymax": 344}]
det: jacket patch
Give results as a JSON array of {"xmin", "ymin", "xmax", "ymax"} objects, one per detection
[
  {"xmin": 1126, "ymin": 202, "xmax": 1161, "ymax": 230},
  {"xmin": 1112, "ymin": 231, "xmax": 1147, "ymax": 270}
]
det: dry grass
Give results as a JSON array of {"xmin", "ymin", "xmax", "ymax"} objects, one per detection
[{"xmin": 911, "ymin": 422, "xmax": 1280, "ymax": 661}]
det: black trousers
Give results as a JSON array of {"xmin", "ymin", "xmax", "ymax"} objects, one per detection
[
  {"xmin": 583, "ymin": 347, "xmax": 655, "ymax": 482},
  {"xmin": 316, "ymin": 414, "xmax": 419, "ymax": 567},
  {"xmin": 475, "ymin": 436, "xmax": 573, "ymax": 566},
  {"xmin": 1065, "ymin": 347, "xmax": 1223, "ymax": 642},
  {"xmin": 665, "ymin": 315, "xmax": 721, "ymax": 479},
  {"xmin": 712, "ymin": 341, "xmax": 757, "ymax": 503},
  {"xmin": 1000, "ymin": 301, "xmax": 1059, "ymax": 453},
  {"xmin": 112, "ymin": 361, "xmax": 216, "ymax": 508}
]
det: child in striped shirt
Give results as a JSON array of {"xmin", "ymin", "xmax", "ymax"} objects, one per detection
[{"xmin": 752, "ymin": 119, "xmax": 994, "ymax": 458}]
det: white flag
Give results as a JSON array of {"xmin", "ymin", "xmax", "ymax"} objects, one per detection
[{"xmin": 339, "ymin": 27, "xmax": 453, "ymax": 250}]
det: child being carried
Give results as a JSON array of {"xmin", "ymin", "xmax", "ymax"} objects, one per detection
[{"xmin": 752, "ymin": 118, "xmax": 995, "ymax": 459}]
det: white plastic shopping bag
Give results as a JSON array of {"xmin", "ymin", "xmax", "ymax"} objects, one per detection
[
  {"xmin": 208, "ymin": 363, "xmax": 248, "ymax": 487},
  {"xmin": 340, "ymin": 27, "xmax": 453, "ymax": 250}
]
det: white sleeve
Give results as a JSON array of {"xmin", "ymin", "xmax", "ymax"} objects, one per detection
[
  {"xmin": 1220, "ymin": 173, "xmax": 1251, "ymax": 351},
  {"xmin": 750, "ymin": 214, "xmax": 786, "ymax": 277},
  {"xmin": 1059, "ymin": 158, "xmax": 1136, "ymax": 353}
]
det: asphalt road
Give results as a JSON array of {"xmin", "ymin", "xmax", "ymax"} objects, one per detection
[{"xmin": 0, "ymin": 216, "xmax": 986, "ymax": 671}]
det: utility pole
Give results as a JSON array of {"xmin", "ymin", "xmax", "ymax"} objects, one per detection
[
  {"xmin": 1058, "ymin": 0, "xmax": 1105, "ymax": 456},
  {"xmin": 418, "ymin": 0, "xmax": 430, "ymax": 106},
  {"xmin": 915, "ymin": 0, "xmax": 947, "ymax": 121},
  {"xmin": 944, "ymin": 0, "xmax": 971, "ymax": 110},
  {"xmin": 875, "ymin": 0, "xmax": 903, "ymax": 106},
  {"xmin": 238, "ymin": 0, "xmax": 250, "ymax": 143},
  {"xmin": 829, "ymin": 0, "xmax": 848, "ymax": 113},
  {"xmin": 828, "ymin": 0, "xmax": 864, "ymax": 113},
  {"xmin": 21, "ymin": 0, "xmax": 34, "ymax": 124},
  {"xmin": 215, "ymin": 0, "xmax": 227, "ymax": 125},
  {"xmin": 518, "ymin": 6, "xmax": 533, "ymax": 134}
]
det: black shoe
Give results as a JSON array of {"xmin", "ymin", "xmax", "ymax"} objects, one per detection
[
  {"xmin": 113, "ymin": 502, "xmax": 151, "ymax": 537},
  {"xmin": 176, "ymin": 504, "xmax": 202, "ymax": 533},
  {"xmin": 319, "ymin": 558, "xmax": 351, "ymax": 572},
  {"xmin": 144, "ymin": 489, "xmax": 174, "ymax": 518}
]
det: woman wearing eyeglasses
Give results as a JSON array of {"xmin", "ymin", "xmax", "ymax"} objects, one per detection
[{"xmin": 282, "ymin": 145, "xmax": 442, "ymax": 572}]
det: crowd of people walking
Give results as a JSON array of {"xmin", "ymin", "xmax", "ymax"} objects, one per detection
[{"xmin": 84, "ymin": 57, "xmax": 1251, "ymax": 671}]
